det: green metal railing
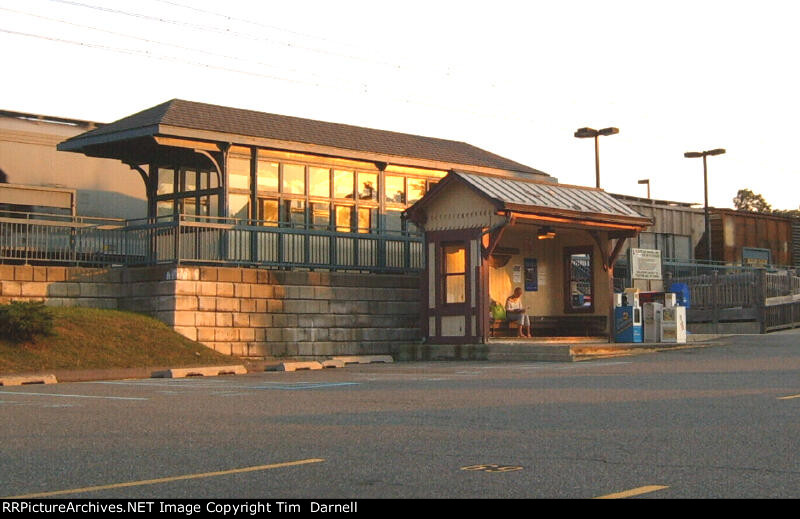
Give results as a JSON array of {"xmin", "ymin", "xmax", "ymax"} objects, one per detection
[{"xmin": 0, "ymin": 212, "xmax": 424, "ymax": 273}]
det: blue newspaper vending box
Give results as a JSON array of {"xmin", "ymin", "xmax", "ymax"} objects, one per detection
[{"xmin": 615, "ymin": 305, "xmax": 642, "ymax": 343}]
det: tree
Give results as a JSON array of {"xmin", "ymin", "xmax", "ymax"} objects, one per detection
[{"xmin": 733, "ymin": 188, "xmax": 772, "ymax": 213}]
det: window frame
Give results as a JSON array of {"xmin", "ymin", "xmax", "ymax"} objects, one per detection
[
  {"xmin": 563, "ymin": 245, "xmax": 595, "ymax": 314},
  {"xmin": 441, "ymin": 241, "xmax": 468, "ymax": 305}
]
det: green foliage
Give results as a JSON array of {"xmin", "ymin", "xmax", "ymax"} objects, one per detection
[
  {"xmin": 733, "ymin": 189, "xmax": 772, "ymax": 213},
  {"xmin": 0, "ymin": 301, "xmax": 54, "ymax": 342}
]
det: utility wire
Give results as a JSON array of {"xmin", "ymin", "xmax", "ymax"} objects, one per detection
[
  {"xmin": 46, "ymin": 0, "xmax": 415, "ymax": 73},
  {"xmin": 0, "ymin": 6, "xmax": 360, "ymax": 87},
  {"xmin": 48, "ymin": 0, "xmax": 481, "ymax": 89},
  {"xmin": 152, "ymin": 0, "xmax": 363, "ymax": 50},
  {"xmin": 0, "ymin": 26, "xmax": 537, "ymax": 126}
]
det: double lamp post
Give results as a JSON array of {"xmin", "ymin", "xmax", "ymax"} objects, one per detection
[{"xmin": 574, "ymin": 126, "xmax": 725, "ymax": 263}]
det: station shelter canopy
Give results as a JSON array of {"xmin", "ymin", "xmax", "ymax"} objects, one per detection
[{"xmin": 405, "ymin": 171, "xmax": 652, "ymax": 344}]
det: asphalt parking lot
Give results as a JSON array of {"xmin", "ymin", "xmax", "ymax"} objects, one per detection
[{"xmin": 1, "ymin": 335, "xmax": 799, "ymax": 499}]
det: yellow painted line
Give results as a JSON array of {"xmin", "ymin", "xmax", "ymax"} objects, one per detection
[
  {"xmin": 778, "ymin": 394, "xmax": 800, "ymax": 400},
  {"xmin": 594, "ymin": 485, "xmax": 669, "ymax": 499},
  {"xmin": 5, "ymin": 458, "xmax": 324, "ymax": 499}
]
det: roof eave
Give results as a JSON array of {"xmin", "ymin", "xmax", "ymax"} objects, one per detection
[
  {"xmin": 57, "ymin": 124, "xmax": 160, "ymax": 152},
  {"xmin": 503, "ymin": 203, "xmax": 653, "ymax": 228}
]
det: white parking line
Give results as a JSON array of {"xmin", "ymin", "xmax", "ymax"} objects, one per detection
[
  {"xmin": 0, "ymin": 391, "xmax": 147, "ymax": 401},
  {"xmin": 87, "ymin": 381, "xmax": 360, "ymax": 391}
]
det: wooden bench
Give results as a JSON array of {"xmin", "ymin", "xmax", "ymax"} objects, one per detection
[{"xmin": 490, "ymin": 315, "xmax": 607, "ymax": 338}]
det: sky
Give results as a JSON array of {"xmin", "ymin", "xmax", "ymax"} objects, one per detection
[{"xmin": 2, "ymin": 0, "xmax": 799, "ymax": 210}]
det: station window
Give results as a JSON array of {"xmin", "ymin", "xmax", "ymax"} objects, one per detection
[
  {"xmin": 385, "ymin": 175, "xmax": 405, "ymax": 204},
  {"xmin": 335, "ymin": 205, "xmax": 353, "ymax": 232},
  {"xmin": 229, "ymin": 193, "xmax": 250, "ymax": 221},
  {"xmin": 283, "ymin": 199, "xmax": 306, "ymax": 226},
  {"xmin": 333, "ymin": 170, "xmax": 355, "ymax": 199},
  {"xmin": 442, "ymin": 243, "xmax": 466, "ymax": 304},
  {"xmin": 283, "ymin": 164, "xmax": 305, "ymax": 195},
  {"xmin": 228, "ymin": 156, "xmax": 251, "ymax": 191},
  {"xmin": 564, "ymin": 247, "xmax": 594, "ymax": 313},
  {"xmin": 311, "ymin": 202, "xmax": 330, "ymax": 229},
  {"xmin": 309, "ymin": 167, "xmax": 331, "ymax": 198},
  {"xmin": 258, "ymin": 198, "xmax": 279, "ymax": 226},
  {"xmin": 358, "ymin": 172, "xmax": 378, "ymax": 201},
  {"xmin": 407, "ymin": 178, "xmax": 426, "ymax": 204},
  {"xmin": 357, "ymin": 207, "xmax": 376, "ymax": 233},
  {"xmin": 257, "ymin": 158, "xmax": 279, "ymax": 192},
  {"xmin": 158, "ymin": 168, "xmax": 175, "ymax": 195}
]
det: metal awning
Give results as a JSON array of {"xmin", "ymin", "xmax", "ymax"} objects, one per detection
[{"xmin": 406, "ymin": 170, "xmax": 653, "ymax": 233}]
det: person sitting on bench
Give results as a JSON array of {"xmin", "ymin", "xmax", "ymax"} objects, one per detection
[{"xmin": 505, "ymin": 287, "xmax": 531, "ymax": 337}]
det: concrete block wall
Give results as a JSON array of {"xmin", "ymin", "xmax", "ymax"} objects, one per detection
[
  {"xmin": 0, "ymin": 265, "xmax": 120, "ymax": 308},
  {"xmin": 126, "ymin": 267, "xmax": 421, "ymax": 358},
  {"xmin": 0, "ymin": 264, "xmax": 422, "ymax": 358}
]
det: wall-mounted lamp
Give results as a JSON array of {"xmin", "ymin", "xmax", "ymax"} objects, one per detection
[{"xmin": 537, "ymin": 226, "xmax": 556, "ymax": 240}]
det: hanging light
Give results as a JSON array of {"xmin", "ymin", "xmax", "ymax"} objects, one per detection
[{"xmin": 537, "ymin": 226, "xmax": 556, "ymax": 240}]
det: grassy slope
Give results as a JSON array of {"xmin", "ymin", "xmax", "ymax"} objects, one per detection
[{"xmin": 0, "ymin": 307, "xmax": 232, "ymax": 374}]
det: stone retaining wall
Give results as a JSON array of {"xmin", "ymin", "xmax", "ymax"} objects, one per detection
[{"xmin": 0, "ymin": 264, "xmax": 421, "ymax": 358}]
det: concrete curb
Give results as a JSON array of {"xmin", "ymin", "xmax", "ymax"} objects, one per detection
[
  {"xmin": 152, "ymin": 365, "xmax": 247, "ymax": 378},
  {"xmin": 321, "ymin": 359, "xmax": 346, "ymax": 369},
  {"xmin": 331, "ymin": 355, "xmax": 394, "ymax": 365},
  {"xmin": 0, "ymin": 374, "xmax": 58, "ymax": 386},
  {"xmin": 270, "ymin": 361, "xmax": 324, "ymax": 372}
]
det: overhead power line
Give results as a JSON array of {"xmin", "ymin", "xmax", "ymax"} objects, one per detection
[
  {"xmin": 0, "ymin": 6, "xmax": 357, "ymax": 87},
  {"xmin": 0, "ymin": 26, "xmax": 538, "ymax": 126},
  {"xmin": 46, "ymin": 0, "xmax": 419, "ymax": 74}
]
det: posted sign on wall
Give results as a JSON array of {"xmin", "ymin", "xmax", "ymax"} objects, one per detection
[{"xmin": 630, "ymin": 248, "xmax": 662, "ymax": 280}]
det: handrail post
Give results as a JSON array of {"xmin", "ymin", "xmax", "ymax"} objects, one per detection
[
  {"xmin": 711, "ymin": 270, "xmax": 719, "ymax": 334},
  {"xmin": 173, "ymin": 217, "xmax": 181, "ymax": 265},
  {"xmin": 756, "ymin": 268, "xmax": 766, "ymax": 334}
]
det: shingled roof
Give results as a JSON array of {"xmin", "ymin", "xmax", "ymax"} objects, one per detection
[{"xmin": 60, "ymin": 99, "xmax": 549, "ymax": 176}]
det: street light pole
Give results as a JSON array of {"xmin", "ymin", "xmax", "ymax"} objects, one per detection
[
  {"xmin": 575, "ymin": 127, "xmax": 619, "ymax": 189},
  {"xmin": 684, "ymin": 148, "xmax": 726, "ymax": 262}
]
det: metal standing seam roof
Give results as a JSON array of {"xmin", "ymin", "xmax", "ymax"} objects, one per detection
[{"xmin": 454, "ymin": 171, "xmax": 648, "ymax": 221}]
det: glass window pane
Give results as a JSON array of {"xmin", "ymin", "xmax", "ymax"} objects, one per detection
[
  {"xmin": 358, "ymin": 172, "xmax": 378, "ymax": 201},
  {"xmin": 198, "ymin": 196, "xmax": 209, "ymax": 217},
  {"xmin": 385, "ymin": 175, "xmax": 405, "ymax": 204},
  {"xmin": 568, "ymin": 252, "xmax": 592, "ymax": 309},
  {"xmin": 181, "ymin": 196, "xmax": 197, "ymax": 216},
  {"xmin": 335, "ymin": 205, "xmax": 353, "ymax": 232},
  {"xmin": 309, "ymin": 167, "xmax": 331, "ymax": 198},
  {"xmin": 229, "ymin": 193, "xmax": 250, "ymax": 221},
  {"xmin": 283, "ymin": 199, "xmax": 306, "ymax": 226},
  {"xmin": 311, "ymin": 202, "xmax": 330, "ymax": 229},
  {"xmin": 357, "ymin": 207, "xmax": 376, "ymax": 233},
  {"xmin": 384, "ymin": 209, "xmax": 403, "ymax": 232},
  {"xmin": 158, "ymin": 168, "xmax": 175, "ymax": 195},
  {"xmin": 258, "ymin": 198, "xmax": 278, "ymax": 226},
  {"xmin": 209, "ymin": 171, "xmax": 219, "ymax": 189},
  {"xmin": 444, "ymin": 245, "xmax": 466, "ymax": 274},
  {"xmin": 157, "ymin": 200, "xmax": 173, "ymax": 217},
  {"xmin": 407, "ymin": 178, "xmax": 426, "ymax": 204},
  {"xmin": 208, "ymin": 195, "xmax": 218, "ymax": 218},
  {"xmin": 445, "ymin": 275, "xmax": 466, "ymax": 304},
  {"xmin": 282, "ymin": 164, "xmax": 305, "ymax": 194},
  {"xmin": 228, "ymin": 156, "xmax": 250, "ymax": 190},
  {"xmin": 334, "ymin": 169, "xmax": 354, "ymax": 199},
  {"xmin": 257, "ymin": 158, "xmax": 279, "ymax": 192},
  {"xmin": 184, "ymin": 170, "xmax": 197, "ymax": 192}
]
